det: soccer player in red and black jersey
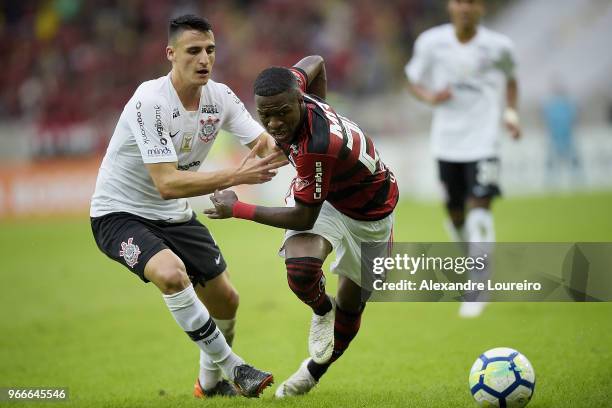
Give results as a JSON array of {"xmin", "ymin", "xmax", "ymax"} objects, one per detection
[{"xmin": 206, "ymin": 55, "xmax": 399, "ymax": 397}]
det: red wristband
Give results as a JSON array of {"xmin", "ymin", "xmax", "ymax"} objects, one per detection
[{"xmin": 232, "ymin": 201, "xmax": 256, "ymax": 220}]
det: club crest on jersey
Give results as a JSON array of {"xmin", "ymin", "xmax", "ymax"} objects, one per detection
[
  {"xmin": 199, "ymin": 116, "xmax": 220, "ymax": 143},
  {"xmin": 293, "ymin": 177, "xmax": 311, "ymax": 192},
  {"xmin": 119, "ymin": 237, "xmax": 141, "ymax": 268}
]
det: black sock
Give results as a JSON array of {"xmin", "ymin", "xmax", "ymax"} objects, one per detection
[
  {"xmin": 314, "ymin": 295, "xmax": 333, "ymax": 316},
  {"xmin": 307, "ymin": 359, "xmax": 331, "ymax": 381}
]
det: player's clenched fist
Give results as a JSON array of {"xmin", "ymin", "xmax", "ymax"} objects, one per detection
[{"xmin": 205, "ymin": 190, "xmax": 239, "ymax": 219}]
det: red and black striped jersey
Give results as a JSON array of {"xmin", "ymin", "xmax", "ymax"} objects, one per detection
[{"xmin": 279, "ymin": 69, "xmax": 399, "ymax": 221}]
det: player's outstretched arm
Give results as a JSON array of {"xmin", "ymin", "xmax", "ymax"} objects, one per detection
[
  {"xmin": 406, "ymin": 80, "xmax": 452, "ymax": 105},
  {"xmin": 293, "ymin": 55, "xmax": 327, "ymax": 100},
  {"xmin": 205, "ymin": 190, "xmax": 321, "ymax": 231},
  {"xmin": 146, "ymin": 144, "xmax": 287, "ymax": 199},
  {"xmin": 504, "ymin": 77, "xmax": 521, "ymax": 139}
]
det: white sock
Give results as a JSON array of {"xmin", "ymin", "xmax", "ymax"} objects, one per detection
[
  {"xmin": 465, "ymin": 208, "xmax": 495, "ymax": 244},
  {"xmin": 162, "ymin": 286, "xmax": 244, "ymax": 380},
  {"xmin": 444, "ymin": 219, "xmax": 467, "ymax": 242},
  {"xmin": 465, "ymin": 208, "xmax": 495, "ymax": 301},
  {"xmin": 214, "ymin": 318, "xmax": 236, "ymax": 346},
  {"xmin": 199, "ymin": 318, "xmax": 237, "ymax": 390}
]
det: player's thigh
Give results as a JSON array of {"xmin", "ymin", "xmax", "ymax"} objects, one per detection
[
  {"xmin": 162, "ymin": 214, "xmax": 227, "ymax": 286},
  {"xmin": 194, "ymin": 271, "xmax": 239, "ymax": 319},
  {"xmin": 284, "ymin": 233, "xmax": 333, "ymax": 261},
  {"xmin": 91, "ymin": 212, "xmax": 170, "ymax": 283},
  {"xmin": 336, "ymin": 275, "xmax": 366, "ymax": 313},
  {"xmin": 283, "ymin": 202, "xmax": 342, "ymax": 261},
  {"xmin": 466, "ymin": 158, "xmax": 501, "ymax": 208},
  {"xmin": 438, "ymin": 160, "xmax": 468, "ymax": 212},
  {"xmin": 331, "ymin": 210, "xmax": 394, "ymax": 288}
]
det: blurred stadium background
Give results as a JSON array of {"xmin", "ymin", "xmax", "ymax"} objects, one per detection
[
  {"xmin": 1, "ymin": 2, "xmax": 612, "ymax": 407},
  {"xmin": 1, "ymin": 0, "xmax": 611, "ymax": 216}
]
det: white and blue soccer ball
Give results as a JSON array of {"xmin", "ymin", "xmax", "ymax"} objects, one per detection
[{"xmin": 469, "ymin": 347, "xmax": 536, "ymax": 408}]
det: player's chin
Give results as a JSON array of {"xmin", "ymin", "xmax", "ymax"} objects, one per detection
[
  {"xmin": 193, "ymin": 74, "xmax": 210, "ymax": 85},
  {"xmin": 270, "ymin": 132, "xmax": 291, "ymax": 144}
]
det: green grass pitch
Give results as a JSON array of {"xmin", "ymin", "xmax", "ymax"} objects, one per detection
[{"xmin": 1, "ymin": 192, "xmax": 611, "ymax": 407}]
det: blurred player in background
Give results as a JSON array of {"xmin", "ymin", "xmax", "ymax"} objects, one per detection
[
  {"xmin": 542, "ymin": 80, "xmax": 582, "ymax": 186},
  {"xmin": 206, "ymin": 56, "xmax": 399, "ymax": 397},
  {"xmin": 90, "ymin": 15, "xmax": 286, "ymax": 398},
  {"xmin": 405, "ymin": 0, "xmax": 520, "ymax": 317}
]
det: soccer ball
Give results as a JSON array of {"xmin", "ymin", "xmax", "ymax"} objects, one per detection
[{"xmin": 469, "ymin": 347, "xmax": 536, "ymax": 408}]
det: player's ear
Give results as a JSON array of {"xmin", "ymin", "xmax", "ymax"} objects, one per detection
[{"xmin": 166, "ymin": 45, "xmax": 175, "ymax": 63}]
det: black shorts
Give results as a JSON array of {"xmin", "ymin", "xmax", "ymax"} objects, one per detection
[
  {"xmin": 438, "ymin": 158, "xmax": 501, "ymax": 211},
  {"xmin": 91, "ymin": 211, "xmax": 227, "ymax": 285}
]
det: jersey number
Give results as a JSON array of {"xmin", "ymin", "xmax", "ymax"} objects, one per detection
[
  {"xmin": 338, "ymin": 115, "xmax": 379, "ymax": 174},
  {"xmin": 476, "ymin": 160, "xmax": 500, "ymax": 186}
]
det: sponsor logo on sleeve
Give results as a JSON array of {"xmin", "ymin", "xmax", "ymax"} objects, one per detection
[
  {"xmin": 136, "ymin": 110, "xmax": 150, "ymax": 144},
  {"xmin": 225, "ymin": 87, "xmax": 246, "ymax": 111},
  {"xmin": 119, "ymin": 237, "xmax": 141, "ymax": 268},
  {"xmin": 153, "ymin": 104, "xmax": 165, "ymax": 141},
  {"xmin": 147, "ymin": 145, "xmax": 173, "ymax": 157},
  {"xmin": 225, "ymin": 87, "xmax": 241, "ymax": 104}
]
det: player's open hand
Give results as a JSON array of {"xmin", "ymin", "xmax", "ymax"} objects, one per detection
[
  {"xmin": 236, "ymin": 141, "xmax": 288, "ymax": 185},
  {"xmin": 205, "ymin": 190, "xmax": 238, "ymax": 219},
  {"xmin": 505, "ymin": 121, "xmax": 521, "ymax": 140}
]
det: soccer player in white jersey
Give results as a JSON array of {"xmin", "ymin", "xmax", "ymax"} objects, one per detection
[
  {"xmin": 90, "ymin": 15, "xmax": 286, "ymax": 398},
  {"xmin": 405, "ymin": 0, "xmax": 521, "ymax": 317}
]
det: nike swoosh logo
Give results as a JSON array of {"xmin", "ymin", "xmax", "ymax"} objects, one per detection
[
  {"xmin": 215, "ymin": 254, "xmax": 221, "ymax": 265},
  {"xmin": 170, "ymin": 131, "xmax": 180, "ymax": 138}
]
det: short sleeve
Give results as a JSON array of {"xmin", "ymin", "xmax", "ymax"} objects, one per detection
[
  {"xmin": 500, "ymin": 39, "xmax": 518, "ymax": 79},
  {"xmin": 127, "ymin": 95, "xmax": 177, "ymax": 164},
  {"xmin": 220, "ymin": 85, "xmax": 264, "ymax": 145},
  {"xmin": 292, "ymin": 153, "xmax": 335, "ymax": 206},
  {"xmin": 405, "ymin": 34, "xmax": 433, "ymax": 84}
]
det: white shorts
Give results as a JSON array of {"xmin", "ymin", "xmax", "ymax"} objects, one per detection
[{"xmin": 280, "ymin": 201, "xmax": 394, "ymax": 286}]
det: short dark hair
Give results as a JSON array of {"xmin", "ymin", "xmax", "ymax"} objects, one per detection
[
  {"xmin": 254, "ymin": 67, "xmax": 298, "ymax": 97},
  {"xmin": 168, "ymin": 14, "xmax": 212, "ymax": 43}
]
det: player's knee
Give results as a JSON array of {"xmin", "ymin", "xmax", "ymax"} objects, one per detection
[
  {"xmin": 468, "ymin": 196, "xmax": 492, "ymax": 209},
  {"xmin": 285, "ymin": 257, "xmax": 324, "ymax": 292},
  {"xmin": 145, "ymin": 250, "xmax": 191, "ymax": 294},
  {"xmin": 336, "ymin": 297, "xmax": 365, "ymax": 314},
  {"xmin": 155, "ymin": 265, "xmax": 190, "ymax": 294},
  {"xmin": 224, "ymin": 287, "xmax": 240, "ymax": 314}
]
